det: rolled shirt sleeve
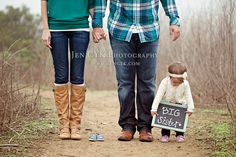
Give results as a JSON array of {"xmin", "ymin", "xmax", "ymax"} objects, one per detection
[
  {"xmin": 160, "ymin": 0, "xmax": 180, "ymax": 26},
  {"xmin": 92, "ymin": 0, "xmax": 107, "ymax": 28}
]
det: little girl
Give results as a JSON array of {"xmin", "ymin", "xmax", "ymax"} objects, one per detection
[{"xmin": 151, "ymin": 62, "xmax": 194, "ymax": 143}]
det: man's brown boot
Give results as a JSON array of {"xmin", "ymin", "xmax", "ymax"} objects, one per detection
[
  {"xmin": 70, "ymin": 84, "xmax": 86, "ymax": 140},
  {"xmin": 53, "ymin": 84, "xmax": 70, "ymax": 139},
  {"xmin": 139, "ymin": 130, "xmax": 153, "ymax": 142},
  {"xmin": 118, "ymin": 130, "xmax": 134, "ymax": 141}
]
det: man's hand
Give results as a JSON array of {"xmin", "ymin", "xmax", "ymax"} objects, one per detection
[
  {"xmin": 170, "ymin": 25, "xmax": 180, "ymax": 41},
  {"xmin": 92, "ymin": 28, "xmax": 107, "ymax": 43},
  {"xmin": 42, "ymin": 29, "xmax": 52, "ymax": 49}
]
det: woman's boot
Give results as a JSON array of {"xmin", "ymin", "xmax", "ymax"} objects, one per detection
[
  {"xmin": 53, "ymin": 84, "xmax": 70, "ymax": 139},
  {"xmin": 70, "ymin": 84, "xmax": 86, "ymax": 140}
]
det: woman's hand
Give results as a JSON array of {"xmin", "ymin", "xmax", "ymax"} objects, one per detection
[
  {"xmin": 151, "ymin": 111, "xmax": 158, "ymax": 117},
  {"xmin": 42, "ymin": 29, "xmax": 52, "ymax": 49}
]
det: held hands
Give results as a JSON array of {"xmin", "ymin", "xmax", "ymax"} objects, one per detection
[
  {"xmin": 92, "ymin": 28, "xmax": 107, "ymax": 43},
  {"xmin": 170, "ymin": 25, "xmax": 180, "ymax": 41},
  {"xmin": 92, "ymin": 26, "xmax": 178, "ymax": 42},
  {"xmin": 42, "ymin": 29, "xmax": 52, "ymax": 49}
]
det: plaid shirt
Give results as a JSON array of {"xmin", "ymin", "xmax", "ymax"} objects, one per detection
[{"xmin": 92, "ymin": 0, "xmax": 180, "ymax": 43}]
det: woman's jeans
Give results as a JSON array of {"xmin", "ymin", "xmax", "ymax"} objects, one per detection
[
  {"xmin": 50, "ymin": 31, "xmax": 89, "ymax": 84},
  {"xmin": 109, "ymin": 34, "xmax": 158, "ymax": 132}
]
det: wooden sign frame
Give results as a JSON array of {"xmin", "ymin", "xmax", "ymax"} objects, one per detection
[{"xmin": 151, "ymin": 101, "xmax": 189, "ymax": 132}]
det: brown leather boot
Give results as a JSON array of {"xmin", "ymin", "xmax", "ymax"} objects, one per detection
[
  {"xmin": 53, "ymin": 84, "xmax": 70, "ymax": 139},
  {"xmin": 139, "ymin": 130, "xmax": 153, "ymax": 142},
  {"xmin": 118, "ymin": 130, "xmax": 134, "ymax": 141},
  {"xmin": 70, "ymin": 84, "xmax": 86, "ymax": 140}
]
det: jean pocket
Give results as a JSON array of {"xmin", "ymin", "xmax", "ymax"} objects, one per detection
[{"xmin": 109, "ymin": 33, "xmax": 127, "ymax": 47}]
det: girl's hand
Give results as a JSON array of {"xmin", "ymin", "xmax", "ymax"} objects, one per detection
[
  {"xmin": 170, "ymin": 100, "xmax": 177, "ymax": 104},
  {"xmin": 42, "ymin": 29, "xmax": 52, "ymax": 49},
  {"xmin": 186, "ymin": 112, "xmax": 193, "ymax": 117},
  {"xmin": 151, "ymin": 111, "xmax": 158, "ymax": 117}
]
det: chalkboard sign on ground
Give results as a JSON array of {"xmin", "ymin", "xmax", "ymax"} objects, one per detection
[{"xmin": 151, "ymin": 101, "xmax": 188, "ymax": 132}]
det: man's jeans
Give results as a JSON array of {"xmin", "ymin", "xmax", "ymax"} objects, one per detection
[
  {"xmin": 110, "ymin": 34, "xmax": 158, "ymax": 132},
  {"xmin": 50, "ymin": 31, "xmax": 89, "ymax": 84}
]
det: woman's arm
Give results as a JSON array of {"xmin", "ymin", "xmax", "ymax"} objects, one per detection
[
  {"xmin": 88, "ymin": 0, "xmax": 95, "ymax": 18},
  {"xmin": 41, "ymin": 0, "xmax": 52, "ymax": 48},
  {"xmin": 89, "ymin": 8, "xmax": 94, "ymax": 18},
  {"xmin": 41, "ymin": 0, "xmax": 49, "ymax": 30}
]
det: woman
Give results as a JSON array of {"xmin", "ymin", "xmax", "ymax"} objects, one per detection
[{"xmin": 41, "ymin": 0, "xmax": 94, "ymax": 140}]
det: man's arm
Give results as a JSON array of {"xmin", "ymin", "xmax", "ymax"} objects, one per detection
[
  {"xmin": 160, "ymin": 0, "xmax": 180, "ymax": 41},
  {"xmin": 92, "ymin": 0, "xmax": 107, "ymax": 28},
  {"xmin": 160, "ymin": 0, "xmax": 180, "ymax": 26},
  {"xmin": 92, "ymin": 0, "xmax": 107, "ymax": 42}
]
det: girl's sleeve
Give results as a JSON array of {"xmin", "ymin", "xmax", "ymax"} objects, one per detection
[
  {"xmin": 184, "ymin": 81, "xmax": 195, "ymax": 112},
  {"xmin": 151, "ymin": 78, "xmax": 167, "ymax": 112}
]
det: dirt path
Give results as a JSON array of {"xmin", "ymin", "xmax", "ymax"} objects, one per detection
[{"xmin": 37, "ymin": 90, "xmax": 210, "ymax": 157}]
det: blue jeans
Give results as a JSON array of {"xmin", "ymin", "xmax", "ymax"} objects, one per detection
[
  {"xmin": 109, "ymin": 34, "xmax": 158, "ymax": 132},
  {"xmin": 50, "ymin": 31, "xmax": 89, "ymax": 84}
]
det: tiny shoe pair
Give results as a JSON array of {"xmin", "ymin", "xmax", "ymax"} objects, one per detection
[
  {"xmin": 159, "ymin": 135, "xmax": 185, "ymax": 143},
  {"xmin": 89, "ymin": 133, "xmax": 105, "ymax": 142}
]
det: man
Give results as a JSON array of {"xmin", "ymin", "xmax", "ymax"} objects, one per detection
[{"xmin": 92, "ymin": 0, "xmax": 180, "ymax": 142}]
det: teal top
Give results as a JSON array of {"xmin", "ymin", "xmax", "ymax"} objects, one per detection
[{"xmin": 47, "ymin": 0, "xmax": 94, "ymax": 30}]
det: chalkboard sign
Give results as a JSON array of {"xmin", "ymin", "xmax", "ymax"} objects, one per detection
[{"xmin": 151, "ymin": 101, "xmax": 188, "ymax": 132}]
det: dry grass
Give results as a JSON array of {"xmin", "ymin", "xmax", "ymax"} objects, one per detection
[{"xmin": 0, "ymin": 45, "xmax": 41, "ymax": 134}]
